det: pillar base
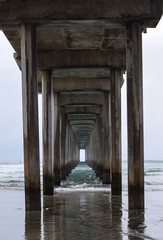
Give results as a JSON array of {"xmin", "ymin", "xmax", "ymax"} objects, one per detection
[
  {"xmin": 111, "ymin": 172, "xmax": 122, "ymax": 195},
  {"xmin": 25, "ymin": 188, "xmax": 41, "ymax": 211},
  {"xmin": 102, "ymin": 169, "xmax": 111, "ymax": 184},
  {"xmin": 54, "ymin": 168, "xmax": 61, "ymax": 186},
  {"xmin": 129, "ymin": 185, "xmax": 144, "ymax": 209},
  {"xmin": 43, "ymin": 177, "xmax": 54, "ymax": 195}
]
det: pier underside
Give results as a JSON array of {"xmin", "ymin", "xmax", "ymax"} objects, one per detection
[{"xmin": 1, "ymin": 0, "xmax": 162, "ymax": 210}]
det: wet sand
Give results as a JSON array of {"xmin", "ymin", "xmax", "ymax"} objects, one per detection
[{"xmin": 0, "ymin": 189, "xmax": 163, "ymax": 240}]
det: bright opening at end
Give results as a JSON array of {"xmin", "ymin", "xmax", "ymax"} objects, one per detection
[{"xmin": 80, "ymin": 149, "xmax": 85, "ymax": 162}]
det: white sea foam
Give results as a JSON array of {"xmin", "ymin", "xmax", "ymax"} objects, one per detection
[{"xmin": 54, "ymin": 183, "xmax": 110, "ymax": 193}]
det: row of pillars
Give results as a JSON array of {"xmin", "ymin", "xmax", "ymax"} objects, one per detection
[
  {"xmin": 21, "ymin": 22, "xmax": 144, "ymax": 210},
  {"xmin": 85, "ymin": 74, "xmax": 121, "ymax": 196},
  {"xmin": 42, "ymin": 74, "xmax": 80, "ymax": 194}
]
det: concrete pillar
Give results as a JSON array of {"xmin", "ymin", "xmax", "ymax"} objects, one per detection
[
  {"xmin": 73, "ymin": 133, "xmax": 76, "ymax": 163},
  {"xmin": 89, "ymin": 131, "xmax": 93, "ymax": 165},
  {"xmin": 111, "ymin": 69, "xmax": 122, "ymax": 195},
  {"xmin": 75, "ymin": 142, "xmax": 79, "ymax": 163},
  {"xmin": 92, "ymin": 124, "xmax": 96, "ymax": 164},
  {"xmin": 42, "ymin": 71, "xmax": 54, "ymax": 195},
  {"xmin": 126, "ymin": 22, "xmax": 144, "ymax": 209},
  {"xmin": 65, "ymin": 121, "xmax": 69, "ymax": 176},
  {"xmin": 60, "ymin": 106, "xmax": 66, "ymax": 179},
  {"xmin": 21, "ymin": 24, "xmax": 41, "ymax": 210},
  {"xmin": 52, "ymin": 93, "xmax": 61, "ymax": 185},
  {"xmin": 95, "ymin": 117, "xmax": 100, "ymax": 168},
  {"xmin": 95, "ymin": 114, "xmax": 102, "ymax": 175},
  {"xmin": 102, "ymin": 92, "xmax": 111, "ymax": 184},
  {"xmin": 68, "ymin": 125, "xmax": 72, "ymax": 168},
  {"xmin": 86, "ymin": 132, "xmax": 91, "ymax": 167}
]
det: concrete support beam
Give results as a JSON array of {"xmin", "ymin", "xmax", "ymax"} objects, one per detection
[
  {"xmin": 21, "ymin": 24, "xmax": 41, "ymax": 210},
  {"xmin": 1, "ymin": 1, "xmax": 161, "ymax": 26},
  {"xmin": 68, "ymin": 113, "xmax": 97, "ymax": 121},
  {"xmin": 65, "ymin": 106, "xmax": 100, "ymax": 115},
  {"xmin": 53, "ymin": 78, "xmax": 110, "ymax": 92},
  {"xmin": 37, "ymin": 50, "xmax": 126, "ymax": 69},
  {"xmin": 42, "ymin": 71, "xmax": 54, "ymax": 195},
  {"xmin": 69, "ymin": 120, "xmax": 95, "ymax": 126},
  {"xmin": 126, "ymin": 22, "xmax": 144, "ymax": 209},
  {"xmin": 14, "ymin": 50, "xmax": 126, "ymax": 71},
  {"xmin": 52, "ymin": 68, "xmax": 110, "ymax": 79},
  {"xmin": 60, "ymin": 93, "xmax": 103, "ymax": 106},
  {"xmin": 111, "ymin": 69, "xmax": 122, "ymax": 195}
]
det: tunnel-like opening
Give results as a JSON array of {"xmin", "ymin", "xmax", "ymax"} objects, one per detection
[{"xmin": 80, "ymin": 149, "xmax": 85, "ymax": 162}]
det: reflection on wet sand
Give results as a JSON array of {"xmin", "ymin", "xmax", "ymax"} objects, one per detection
[
  {"xmin": 25, "ymin": 192, "xmax": 148, "ymax": 240},
  {"xmin": 128, "ymin": 209, "xmax": 145, "ymax": 240},
  {"xmin": 43, "ymin": 192, "xmax": 123, "ymax": 240},
  {"xmin": 25, "ymin": 192, "xmax": 124, "ymax": 240},
  {"xmin": 25, "ymin": 210, "xmax": 41, "ymax": 240}
]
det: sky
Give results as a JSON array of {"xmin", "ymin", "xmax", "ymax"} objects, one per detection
[{"xmin": 0, "ymin": 17, "xmax": 163, "ymax": 163}]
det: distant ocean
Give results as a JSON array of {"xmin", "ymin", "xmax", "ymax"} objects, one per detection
[{"xmin": 0, "ymin": 160, "xmax": 163, "ymax": 192}]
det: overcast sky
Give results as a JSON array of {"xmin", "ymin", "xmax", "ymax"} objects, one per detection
[{"xmin": 0, "ymin": 17, "xmax": 163, "ymax": 163}]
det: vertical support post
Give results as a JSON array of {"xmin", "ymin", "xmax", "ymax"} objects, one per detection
[
  {"xmin": 21, "ymin": 24, "xmax": 41, "ymax": 210},
  {"xmin": 60, "ymin": 106, "xmax": 66, "ymax": 179},
  {"xmin": 126, "ymin": 22, "xmax": 144, "ymax": 209},
  {"xmin": 95, "ymin": 116, "xmax": 100, "ymax": 169},
  {"xmin": 96, "ymin": 114, "xmax": 102, "ymax": 173},
  {"xmin": 65, "ymin": 120, "xmax": 69, "ymax": 176},
  {"xmin": 42, "ymin": 71, "xmax": 54, "ymax": 195},
  {"xmin": 102, "ymin": 92, "xmax": 111, "ymax": 184},
  {"xmin": 111, "ymin": 68, "xmax": 122, "ymax": 195},
  {"xmin": 53, "ymin": 93, "xmax": 61, "ymax": 185}
]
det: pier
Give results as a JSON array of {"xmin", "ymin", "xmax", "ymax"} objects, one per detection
[{"xmin": 0, "ymin": 0, "xmax": 162, "ymax": 211}]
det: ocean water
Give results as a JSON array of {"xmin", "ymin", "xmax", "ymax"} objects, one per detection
[
  {"xmin": 0, "ymin": 161, "xmax": 163, "ymax": 240},
  {"xmin": 0, "ymin": 160, "xmax": 163, "ymax": 192}
]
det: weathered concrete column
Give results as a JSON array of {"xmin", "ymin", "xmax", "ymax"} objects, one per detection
[
  {"xmin": 92, "ymin": 124, "xmax": 96, "ymax": 164},
  {"xmin": 126, "ymin": 22, "xmax": 144, "ymax": 209},
  {"xmin": 65, "ymin": 121, "xmax": 69, "ymax": 176},
  {"xmin": 42, "ymin": 71, "xmax": 54, "ymax": 195},
  {"xmin": 95, "ymin": 116, "xmax": 101, "ymax": 168},
  {"xmin": 52, "ymin": 93, "xmax": 61, "ymax": 185},
  {"xmin": 111, "ymin": 69, "xmax": 122, "ymax": 195},
  {"xmin": 96, "ymin": 114, "xmax": 102, "ymax": 175},
  {"xmin": 72, "ymin": 133, "xmax": 76, "ymax": 163},
  {"xmin": 102, "ymin": 92, "xmax": 111, "ymax": 184},
  {"xmin": 60, "ymin": 106, "xmax": 66, "ymax": 179},
  {"xmin": 68, "ymin": 125, "xmax": 72, "ymax": 167},
  {"xmin": 21, "ymin": 24, "xmax": 41, "ymax": 210},
  {"xmin": 85, "ymin": 131, "xmax": 92, "ymax": 167}
]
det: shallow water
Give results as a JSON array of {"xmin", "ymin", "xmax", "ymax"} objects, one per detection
[
  {"xmin": 0, "ymin": 161, "xmax": 163, "ymax": 240},
  {"xmin": 23, "ymin": 191, "xmax": 163, "ymax": 240}
]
